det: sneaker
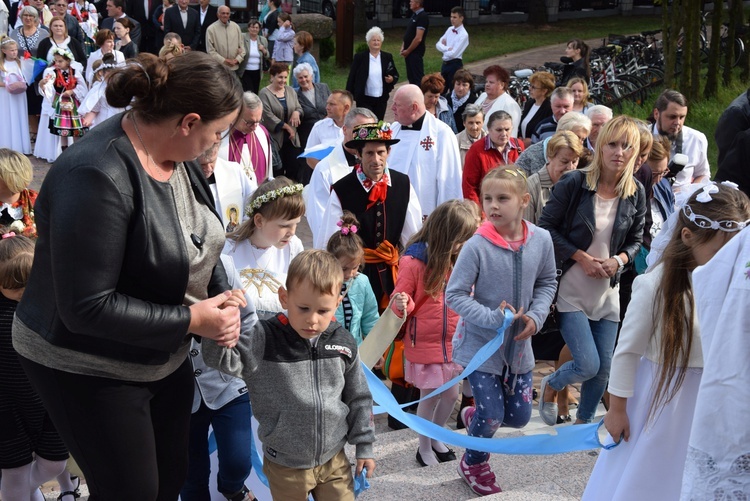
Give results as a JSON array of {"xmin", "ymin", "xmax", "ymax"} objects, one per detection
[
  {"xmin": 457, "ymin": 453, "xmax": 503, "ymax": 495},
  {"xmin": 538, "ymin": 375, "xmax": 559, "ymax": 426},
  {"xmin": 456, "ymin": 395, "xmax": 475, "ymax": 429},
  {"xmin": 459, "ymin": 405, "xmax": 475, "ymax": 431}
]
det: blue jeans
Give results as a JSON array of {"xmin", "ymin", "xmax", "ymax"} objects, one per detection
[
  {"xmin": 548, "ymin": 311, "xmax": 618, "ymax": 423},
  {"xmin": 465, "ymin": 369, "xmax": 533, "ymax": 465},
  {"xmin": 181, "ymin": 394, "xmax": 253, "ymax": 500}
]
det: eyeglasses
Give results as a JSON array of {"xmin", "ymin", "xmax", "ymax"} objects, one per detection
[
  {"xmin": 22, "ymin": 14, "xmax": 36, "ymax": 17},
  {"xmin": 529, "ymin": 85, "xmax": 542, "ymax": 90},
  {"xmin": 241, "ymin": 118, "xmax": 260, "ymax": 127}
]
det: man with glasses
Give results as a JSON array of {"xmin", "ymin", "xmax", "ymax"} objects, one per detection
[{"xmin": 220, "ymin": 91, "xmax": 274, "ymax": 186}]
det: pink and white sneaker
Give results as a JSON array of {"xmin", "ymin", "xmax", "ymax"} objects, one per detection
[
  {"xmin": 460, "ymin": 405, "xmax": 475, "ymax": 431},
  {"xmin": 457, "ymin": 453, "xmax": 503, "ymax": 496}
]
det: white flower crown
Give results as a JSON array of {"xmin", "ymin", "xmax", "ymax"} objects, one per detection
[{"xmin": 246, "ymin": 183, "xmax": 303, "ymax": 217}]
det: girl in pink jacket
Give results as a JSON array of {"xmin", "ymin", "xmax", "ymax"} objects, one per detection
[{"xmin": 391, "ymin": 200, "xmax": 479, "ymax": 467}]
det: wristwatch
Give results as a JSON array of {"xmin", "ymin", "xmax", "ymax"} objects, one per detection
[{"xmin": 612, "ymin": 255, "xmax": 625, "ymax": 271}]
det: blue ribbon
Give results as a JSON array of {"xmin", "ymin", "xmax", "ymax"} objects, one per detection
[
  {"xmin": 354, "ymin": 468, "xmax": 370, "ymax": 497},
  {"xmin": 372, "ymin": 310, "xmax": 514, "ymax": 415},
  {"xmin": 365, "ymin": 364, "xmax": 605, "ymax": 454}
]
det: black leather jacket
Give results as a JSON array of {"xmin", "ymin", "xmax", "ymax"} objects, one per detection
[
  {"xmin": 16, "ymin": 115, "xmax": 230, "ymax": 365},
  {"xmin": 538, "ymin": 169, "xmax": 646, "ymax": 287}
]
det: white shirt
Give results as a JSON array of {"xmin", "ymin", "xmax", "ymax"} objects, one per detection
[
  {"xmin": 365, "ymin": 51, "xmax": 383, "ymax": 98},
  {"xmin": 179, "ymin": 7, "xmax": 188, "ymax": 28},
  {"xmin": 435, "ymin": 24, "xmax": 469, "ymax": 61},
  {"xmin": 304, "ymin": 142, "xmax": 353, "ymax": 242},
  {"xmin": 651, "ymin": 123, "xmax": 710, "ymax": 192},
  {"xmin": 305, "ymin": 117, "xmax": 344, "ymax": 152},
  {"xmin": 200, "ymin": 5, "xmax": 208, "ymax": 24},
  {"xmin": 520, "ymin": 103, "xmax": 540, "ymax": 138}
]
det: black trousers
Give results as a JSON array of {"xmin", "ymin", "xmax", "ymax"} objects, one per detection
[
  {"xmin": 19, "ymin": 355, "xmax": 194, "ymax": 501},
  {"xmin": 356, "ymin": 94, "xmax": 389, "ymax": 122},
  {"xmin": 405, "ymin": 51, "xmax": 425, "ymax": 86},
  {"xmin": 440, "ymin": 58, "xmax": 463, "ymax": 90},
  {"xmin": 240, "ymin": 69, "xmax": 262, "ymax": 95}
]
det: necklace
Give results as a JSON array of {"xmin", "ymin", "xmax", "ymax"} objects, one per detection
[{"xmin": 131, "ymin": 114, "xmax": 171, "ymax": 181}]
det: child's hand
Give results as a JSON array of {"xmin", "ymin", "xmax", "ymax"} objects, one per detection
[
  {"xmin": 373, "ymin": 356, "xmax": 384, "ymax": 369},
  {"xmin": 603, "ymin": 408, "xmax": 630, "ymax": 443},
  {"xmin": 356, "ymin": 458, "xmax": 376, "ymax": 477},
  {"xmin": 394, "ymin": 292, "xmax": 408, "ymax": 313},
  {"xmin": 221, "ymin": 289, "xmax": 248, "ymax": 309},
  {"xmin": 514, "ymin": 313, "xmax": 536, "ymax": 341}
]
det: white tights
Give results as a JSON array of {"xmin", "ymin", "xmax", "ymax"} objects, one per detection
[
  {"xmin": 416, "ymin": 383, "xmax": 460, "ymax": 466},
  {"xmin": 1, "ymin": 458, "xmax": 75, "ymax": 501}
]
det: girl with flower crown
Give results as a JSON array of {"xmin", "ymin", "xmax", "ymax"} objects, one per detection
[
  {"xmin": 34, "ymin": 47, "xmax": 87, "ymax": 162},
  {"xmin": 582, "ymin": 183, "xmax": 750, "ymax": 500},
  {"xmin": 79, "ymin": 53, "xmax": 125, "ymax": 129},
  {"xmin": 325, "ymin": 210, "xmax": 380, "ymax": 346},
  {"xmin": 224, "ymin": 176, "xmax": 305, "ymax": 317}
]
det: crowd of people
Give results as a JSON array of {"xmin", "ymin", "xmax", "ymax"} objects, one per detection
[{"xmin": 0, "ymin": 2, "xmax": 749, "ymax": 500}]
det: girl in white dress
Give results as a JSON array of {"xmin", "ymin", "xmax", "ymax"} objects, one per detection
[
  {"xmin": 79, "ymin": 53, "xmax": 125, "ymax": 129},
  {"xmin": 583, "ymin": 184, "xmax": 750, "ymax": 501},
  {"xmin": 0, "ymin": 37, "xmax": 31, "ymax": 154},
  {"xmin": 223, "ymin": 176, "xmax": 305, "ymax": 318}
]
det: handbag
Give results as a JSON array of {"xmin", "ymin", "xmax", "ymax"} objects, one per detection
[
  {"xmin": 262, "ymin": 57, "xmax": 271, "ymax": 72},
  {"xmin": 59, "ymin": 95, "xmax": 75, "ymax": 112},
  {"xmin": 5, "ymin": 73, "xmax": 27, "ymax": 94}
]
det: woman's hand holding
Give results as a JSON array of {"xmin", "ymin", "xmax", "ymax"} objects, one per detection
[
  {"xmin": 221, "ymin": 289, "xmax": 248, "ymax": 309},
  {"xmin": 596, "ymin": 257, "xmax": 619, "ymax": 278},
  {"xmin": 573, "ymin": 250, "xmax": 608, "ymax": 279},
  {"xmin": 289, "ymin": 111, "xmax": 301, "ymax": 128},
  {"xmin": 384, "ymin": 75, "xmax": 393, "ymax": 84},
  {"xmin": 283, "ymin": 123, "xmax": 296, "ymax": 140},
  {"xmin": 189, "ymin": 291, "xmax": 242, "ymax": 348}
]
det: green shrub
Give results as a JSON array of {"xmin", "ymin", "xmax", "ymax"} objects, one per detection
[
  {"xmin": 355, "ymin": 42, "xmax": 369, "ymax": 54},
  {"xmin": 320, "ymin": 37, "xmax": 334, "ymax": 61}
]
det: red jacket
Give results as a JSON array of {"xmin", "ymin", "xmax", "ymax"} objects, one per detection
[
  {"xmin": 462, "ymin": 136, "xmax": 525, "ymax": 205},
  {"xmin": 391, "ymin": 245, "xmax": 459, "ymax": 365}
]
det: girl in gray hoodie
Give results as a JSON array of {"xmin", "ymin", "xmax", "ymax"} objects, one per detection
[{"xmin": 446, "ymin": 167, "xmax": 557, "ymax": 496}]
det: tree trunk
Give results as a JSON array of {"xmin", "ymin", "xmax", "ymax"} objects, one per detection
[
  {"xmin": 679, "ymin": 0, "xmax": 700, "ymax": 102},
  {"xmin": 354, "ymin": 0, "xmax": 367, "ymax": 34},
  {"xmin": 528, "ymin": 0, "xmax": 548, "ymax": 25},
  {"xmin": 704, "ymin": 0, "xmax": 723, "ymax": 98},
  {"xmin": 662, "ymin": 0, "xmax": 681, "ymax": 88}
]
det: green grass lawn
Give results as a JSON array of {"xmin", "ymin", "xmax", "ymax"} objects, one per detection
[{"xmin": 314, "ymin": 14, "xmax": 663, "ymax": 90}]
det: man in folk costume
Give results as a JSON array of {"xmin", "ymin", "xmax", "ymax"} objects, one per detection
[
  {"xmin": 389, "ymin": 84, "xmax": 463, "ymax": 218},
  {"xmin": 198, "ymin": 142, "xmax": 256, "ymax": 233},
  {"xmin": 219, "ymin": 91, "xmax": 273, "ymax": 187},
  {"xmin": 305, "ymin": 107, "xmax": 378, "ymax": 244},
  {"xmin": 317, "ymin": 122, "xmax": 422, "ymax": 308}
]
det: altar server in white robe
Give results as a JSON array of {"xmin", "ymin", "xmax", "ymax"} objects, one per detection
[
  {"xmin": 199, "ymin": 142, "xmax": 257, "ymax": 233},
  {"xmin": 219, "ymin": 90, "xmax": 273, "ymax": 187},
  {"xmin": 305, "ymin": 107, "xmax": 378, "ymax": 245},
  {"xmin": 681, "ymin": 224, "xmax": 750, "ymax": 501},
  {"xmin": 389, "ymin": 84, "xmax": 463, "ymax": 217}
]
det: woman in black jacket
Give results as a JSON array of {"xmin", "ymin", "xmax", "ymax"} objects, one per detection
[
  {"xmin": 444, "ymin": 68, "xmax": 477, "ymax": 134},
  {"xmin": 518, "ymin": 71, "xmax": 554, "ymax": 147},
  {"xmin": 346, "ymin": 26, "xmax": 399, "ymax": 120},
  {"xmin": 537, "ymin": 115, "xmax": 646, "ymax": 427},
  {"xmin": 13, "ymin": 52, "xmax": 245, "ymax": 500}
]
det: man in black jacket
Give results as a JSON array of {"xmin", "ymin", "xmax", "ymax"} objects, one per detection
[
  {"xmin": 714, "ymin": 87, "xmax": 750, "ymax": 197},
  {"xmin": 190, "ymin": 0, "xmax": 217, "ymax": 52},
  {"xmin": 163, "ymin": 0, "xmax": 200, "ymax": 50}
]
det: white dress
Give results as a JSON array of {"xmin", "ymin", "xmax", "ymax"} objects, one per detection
[
  {"xmin": 34, "ymin": 63, "xmax": 87, "ymax": 163},
  {"xmin": 77, "ymin": 80, "xmax": 124, "ymax": 128},
  {"xmin": 222, "ymin": 235, "xmax": 303, "ymax": 317},
  {"xmin": 0, "ymin": 60, "xmax": 31, "ymax": 154},
  {"xmin": 582, "ymin": 266, "xmax": 704, "ymax": 501}
]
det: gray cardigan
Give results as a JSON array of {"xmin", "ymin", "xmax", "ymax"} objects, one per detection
[
  {"xmin": 259, "ymin": 85, "xmax": 303, "ymax": 149},
  {"xmin": 446, "ymin": 222, "xmax": 557, "ymax": 377}
]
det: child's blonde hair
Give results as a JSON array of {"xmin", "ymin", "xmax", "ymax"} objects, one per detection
[
  {"xmin": 650, "ymin": 185, "xmax": 750, "ymax": 421},
  {"xmin": 286, "ymin": 249, "xmax": 343, "ymax": 295},
  {"xmin": 92, "ymin": 53, "xmax": 117, "ymax": 82},
  {"xmin": 480, "ymin": 166, "xmax": 528, "ymax": 199},
  {"xmin": 227, "ymin": 176, "xmax": 305, "ymax": 242},
  {"xmin": 326, "ymin": 210, "xmax": 364, "ymax": 262},
  {"xmin": 159, "ymin": 34, "xmax": 184, "ymax": 60},
  {"xmin": 405, "ymin": 199, "xmax": 479, "ymax": 297},
  {"xmin": 0, "ymin": 36, "xmax": 19, "ymax": 72},
  {"xmin": 0, "ymin": 149, "xmax": 33, "ymax": 194},
  {"xmin": 0, "ymin": 227, "xmax": 35, "ymax": 290}
]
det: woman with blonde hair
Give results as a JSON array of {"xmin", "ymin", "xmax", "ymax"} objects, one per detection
[
  {"xmin": 538, "ymin": 115, "xmax": 646, "ymax": 426},
  {"xmin": 567, "ymin": 77, "xmax": 592, "ymax": 113}
]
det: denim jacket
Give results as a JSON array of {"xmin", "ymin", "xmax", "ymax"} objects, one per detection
[{"xmin": 538, "ymin": 169, "xmax": 646, "ymax": 287}]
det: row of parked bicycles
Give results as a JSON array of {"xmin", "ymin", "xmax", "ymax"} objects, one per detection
[{"xmin": 503, "ymin": 17, "xmax": 747, "ymax": 109}]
